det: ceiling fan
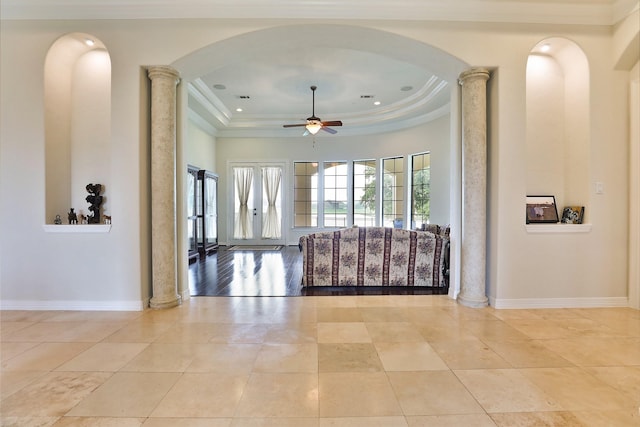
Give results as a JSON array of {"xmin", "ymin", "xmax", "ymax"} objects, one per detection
[{"xmin": 283, "ymin": 85, "xmax": 343, "ymax": 135}]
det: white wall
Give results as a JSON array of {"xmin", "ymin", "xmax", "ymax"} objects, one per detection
[{"xmin": 0, "ymin": 18, "xmax": 636, "ymax": 310}]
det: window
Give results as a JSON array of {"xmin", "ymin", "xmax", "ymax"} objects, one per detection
[
  {"xmin": 353, "ymin": 160, "xmax": 376, "ymax": 226},
  {"xmin": 293, "ymin": 162, "xmax": 318, "ymax": 227},
  {"xmin": 323, "ymin": 161, "xmax": 348, "ymax": 228},
  {"xmin": 382, "ymin": 157, "xmax": 404, "ymax": 228},
  {"xmin": 411, "ymin": 152, "xmax": 431, "ymax": 228}
]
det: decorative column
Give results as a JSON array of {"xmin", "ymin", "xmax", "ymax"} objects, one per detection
[
  {"xmin": 148, "ymin": 66, "xmax": 181, "ymax": 309},
  {"xmin": 458, "ymin": 68, "xmax": 490, "ymax": 308}
]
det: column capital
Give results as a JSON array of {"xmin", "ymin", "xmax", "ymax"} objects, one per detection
[
  {"xmin": 147, "ymin": 65, "xmax": 180, "ymax": 83},
  {"xmin": 458, "ymin": 68, "xmax": 490, "ymax": 85}
]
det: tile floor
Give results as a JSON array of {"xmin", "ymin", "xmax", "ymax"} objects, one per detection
[{"xmin": 1, "ymin": 296, "xmax": 639, "ymax": 426}]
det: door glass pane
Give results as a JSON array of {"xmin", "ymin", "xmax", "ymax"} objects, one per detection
[
  {"xmin": 233, "ymin": 167, "xmax": 254, "ymax": 239},
  {"xmin": 262, "ymin": 166, "xmax": 282, "ymax": 239},
  {"xmin": 353, "ymin": 159, "xmax": 376, "ymax": 226}
]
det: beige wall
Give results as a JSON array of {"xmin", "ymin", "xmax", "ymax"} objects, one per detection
[{"xmin": 0, "ymin": 16, "xmax": 637, "ymax": 309}]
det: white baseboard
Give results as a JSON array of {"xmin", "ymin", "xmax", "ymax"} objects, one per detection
[
  {"xmin": 490, "ymin": 296, "xmax": 630, "ymax": 309},
  {"xmin": 0, "ymin": 299, "xmax": 146, "ymax": 311}
]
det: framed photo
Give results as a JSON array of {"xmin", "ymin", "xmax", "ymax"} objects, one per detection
[
  {"xmin": 526, "ymin": 195, "xmax": 559, "ymax": 223},
  {"xmin": 561, "ymin": 206, "xmax": 585, "ymax": 224}
]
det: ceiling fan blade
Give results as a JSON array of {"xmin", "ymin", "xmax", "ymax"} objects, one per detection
[
  {"xmin": 283, "ymin": 123, "xmax": 307, "ymax": 128},
  {"xmin": 321, "ymin": 127, "xmax": 338, "ymax": 134},
  {"xmin": 321, "ymin": 120, "xmax": 342, "ymax": 127}
]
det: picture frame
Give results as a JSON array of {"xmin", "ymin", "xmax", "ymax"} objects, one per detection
[
  {"xmin": 561, "ymin": 206, "xmax": 585, "ymax": 224},
  {"xmin": 526, "ymin": 195, "xmax": 559, "ymax": 223}
]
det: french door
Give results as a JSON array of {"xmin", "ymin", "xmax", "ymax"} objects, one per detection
[{"xmin": 229, "ymin": 162, "xmax": 285, "ymax": 246}]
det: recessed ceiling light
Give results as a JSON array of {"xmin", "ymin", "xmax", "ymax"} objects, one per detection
[
  {"xmin": 213, "ymin": 84, "xmax": 226, "ymax": 90},
  {"xmin": 84, "ymin": 38, "xmax": 95, "ymax": 46},
  {"xmin": 374, "ymin": 101, "xmax": 381, "ymax": 106},
  {"xmin": 401, "ymin": 86, "xmax": 413, "ymax": 91},
  {"xmin": 540, "ymin": 43, "xmax": 551, "ymax": 53},
  {"xmin": 236, "ymin": 108, "xmax": 243, "ymax": 112}
]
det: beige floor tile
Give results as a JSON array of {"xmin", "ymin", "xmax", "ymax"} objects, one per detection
[
  {"xmin": 101, "ymin": 321, "xmax": 174, "ymax": 343},
  {"xmin": 319, "ymin": 372, "xmax": 402, "ymax": 417},
  {"xmin": 0, "ymin": 321, "xmax": 35, "ymax": 337},
  {"xmin": 0, "ymin": 416, "xmax": 59, "ymax": 426},
  {"xmin": 571, "ymin": 409, "xmax": 640, "ymax": 427},
  {"xmin": 1, "ymin": 342, "xmax": 94, "ymax": 371},
  {"xmin": 415, "ymin": 323, "xmax": 478, "ymax": 342},
  {"xmin": 520, "ymin": 367, "xmax": 635, "ymax": 411},
  {"xmin": 454, "ymin": 368, "xmax": 561, "ymax": 413},
  {"xmin": 264, "ymin": 323, "xmax": 317, "ymax": 343},
  {"xmin": 44, "ymin": 311, "xmax": 141, "ymax": 323},
  {"xmin": 505, "ymin": 319, "xmax": 577, "ymax": 340},
  {"xmin": 406, "ymin": 414, "xmax": 497, "ymax": 427},
  {"xmin": 145, "ymin": 419, "xmax": 231, "ymax": 427},
  {"xmin": 461, "ymin": 319, "xmax": 532, "ymax": 341},
  {"xmin": 317, "ymin": 307, "xmax": 363, "ymax": 322},
  {"xmin": 253, "ymin": 343, "xmax": 318, "ymax": 373},
  {"xmin": 0, "ymin": 311, "xmax": 57, "ymax": 322},
  {"xmin": 1, "ymin": 322, "xmax": 124, "ymax": 343},
  {"xmin": 120, "ymin": 342, "xmax": 199, "ymax": 372},
  {"xmin": 582, "ymin": 366, "xmax": 640, "ymax": 401},
  {"xmin": 365, "ymin": 322, "xmax": 424, "ymax": 342},
  {"xmin": 0, "ymin": 342, "xmax": 39, "ymax": 362},
  {"xmin": 235, "ymin": 373, "xmax": 318, "ymax": 418},
  {"xmin": 232, "ymin": 418, "xmax": 318, "ymax": 427},
  {"xmin": 386, "ymin": 371, "xmax": 484, "ymax": 416},
  {"xmin": 67, "ymin": 372, "xmax": 181, "ymax": 417},
  {"xmin": 55, "ymin": 343, "xmax": 148, "ymax": 372},
  {"xmin": 207, "ymin": 323, "xmax": 271, "ymax": 343},
  {"xmin": 375, "ymin": 341, "xmax": 449, "ymax": 371},
  {"xmin": 551, "ymin": 317, "xmax": 624, "ymax": 338},
  {"xmin": 482, "ymin": 339, "xmax": 574, "ymax": 368},
  {"xmin": 429, "ymin": 337, "xmax": 511, "ymax": 369},
  {"xmin": 52, "ymin": 417, "xmax": 145, "ymax": 426},
  {"xmin": 489, "ymin": 411, "xmax": 583, "ymax": 427},
  {"xmin": 0, "ymin": 370, "xmax": 47, "ymax": 399},
  {"xmin": 1, "ymin": 371, "xmax": 111, "ymax": 417},
  {"xmin": 358, "ymin": 307, "xmax": 409, "ymax": 322},
  {"xmin": 539, "ymin": 337, "xmax": 640, "ymax": 366},
  {"xmin": 151, "ymin": 372, "xmax": 249, "ymax": 418},
  {"xmin": 320, "ymin": 416, "xmax": 408, "ymax": 426},
  {"xmin": 153, "ymin": 322, "xmax": 220, "ymax": 343},
  {"xmin": 317, "ymin": 322, "xmax": 371, "ymax": 343},
  {"xmin": 318, "ymin": 343, "xmax": 382, "ymax": 372},
  {"xmin": 186, "ymin": 343, "xmax": 261, "ymax": 373}
]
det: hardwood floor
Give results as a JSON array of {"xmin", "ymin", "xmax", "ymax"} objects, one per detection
[
  {"xmin": 189, "ymin": 245, "xmax": 304, "ymax": 296},
  {"xmin": 188, "ymin": 245, "xmax": 449, "ymax": 297}
]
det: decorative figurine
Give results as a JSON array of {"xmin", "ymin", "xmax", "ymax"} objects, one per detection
[
  {"xmin": 85, "ymin": 183, "xmax": 103, "ymax": 224},
  {"xmin": 68, "ymin": 208, "xmax": 78, "ymax": 224},
  {"xmin": 79, "ymin": 213, "xmax": 87, "ymax": 224},
  {"xmin": 54, "ymin": 214, "xmax": 62, "ymax": 225},
  {"xmin": 104, "ymin": 215, "xmax": 112, "ymax": 224}
]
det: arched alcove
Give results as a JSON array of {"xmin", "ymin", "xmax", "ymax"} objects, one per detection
[
  {"xmin": 526, "ymin": 38, "xmax": 590, "ymax": 223},
  {"xmin": 44, "ymin": 33, "xmax": 111, "ymax": 224}
]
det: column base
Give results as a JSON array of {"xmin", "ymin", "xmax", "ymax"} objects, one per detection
[
  {"xmin": 150, "ymin": 295, "xmax": 182, "ymax": 310},
  {"xmin": 457, "ymin": 293, "xmax": 489, "ymax": 308}
]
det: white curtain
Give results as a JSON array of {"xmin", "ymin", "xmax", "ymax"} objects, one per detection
[
  {"xmin": 262, "ymin": 166, "xmax": 282, "ymax": 239},
  {"xmin": 234, "ymin": 167, "xmax": 253, "ymax": 239}
]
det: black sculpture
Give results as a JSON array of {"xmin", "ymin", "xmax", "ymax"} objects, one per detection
[
  {"xmin": 68, "ymin": 208, "xmax": 78, "ymax": 224},
  {"xmin": 85, "ymin": 183, "xmax": 103, "ymax": 224}
]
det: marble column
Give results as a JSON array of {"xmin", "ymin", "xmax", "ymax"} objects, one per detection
[
  {"xmin": 458, "ymin": 68, "xmax": 490, "ymax": 308},
  {"xmin": 148, "ymin": 66, "xmax": 181, "ymax": 309}
]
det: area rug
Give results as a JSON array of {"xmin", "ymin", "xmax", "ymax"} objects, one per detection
[{"xmin": 228, "ymin": 245, "xmax": 283, "ymax": 251}]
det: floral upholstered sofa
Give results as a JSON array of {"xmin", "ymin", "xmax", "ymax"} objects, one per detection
[{"xmin": 299, "ymin": 226, "xmax": 449, "ymax": 289}]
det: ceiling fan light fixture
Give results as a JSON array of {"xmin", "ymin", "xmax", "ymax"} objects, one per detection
[{"xmin": 306, "ymin": 121, "xmax": 322, "ymax": 135}]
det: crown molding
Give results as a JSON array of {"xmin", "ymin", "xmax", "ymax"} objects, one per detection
[{"xmin": 0, "ymin": 0, "xmax": 630, "ymax": 26}]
